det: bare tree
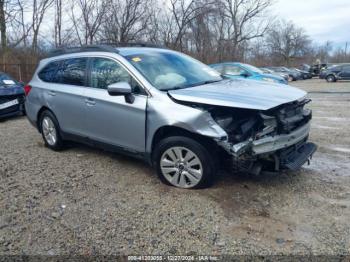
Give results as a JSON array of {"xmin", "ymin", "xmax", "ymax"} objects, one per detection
[
  {"xmin": 31, "ymin": 0, "xmax": 54, "ymax": 51},
  {"xmin": 219, "ymin": 0, "xmax": 272, "ymax": 60},
  {"xmin": 266, "ymin": 20, "xmax": 311, "ymax": 65},
  {"xmin": 330, "ymin": 42, "xmax": 350, "ymax": 63},
  {"xmin": 0, "ymin": 0, "xmax": 28, "ymax": 49},
  {"xmin": 163, "ymin": 0, "xmax": 208, "ymax": 51},
  {"xmin": 54, "ymin": 0, "xmax": 62, "ymax": 47},
  {"xmin": 71, "ymin": 0, "xmax": 107, "ymax": 45},
  {"xmin": 101, "ymin": 0, "xmax": 152, "ymax": 44},
  {"xmin": 0, "ymin": 0, "xmax": 6, "ymax": 49}
]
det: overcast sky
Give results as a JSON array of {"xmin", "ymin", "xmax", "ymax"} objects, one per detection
[{"xmin": 271, "ymin": 0, "xmax": 350, "ymax": 48}]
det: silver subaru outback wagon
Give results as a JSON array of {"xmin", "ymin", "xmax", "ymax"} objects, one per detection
[{"xmin": 25, "ymin": 45, "xmax": 317, "ymax": 189}]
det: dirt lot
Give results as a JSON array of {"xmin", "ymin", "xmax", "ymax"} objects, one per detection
[{"xmin": 1, "ymin": 79, "xmax": 350, "ymax": 256}]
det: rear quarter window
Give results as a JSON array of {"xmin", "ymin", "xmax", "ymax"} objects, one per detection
[
  {"xmin": 38, "ymin": 58, "xmax": 87, "ymax": 86},
  {"xmin": 38, "ymin": 61, "xmax": 61, "ymax": 83}
]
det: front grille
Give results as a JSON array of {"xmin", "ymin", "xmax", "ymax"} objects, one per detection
[
  {"xmin": 0, "ymin": 94, "xmax": 25, "ymax": 116},
  {"xmin": 0, "ymin": 94, "xmax": 24, "ymax": 104}
]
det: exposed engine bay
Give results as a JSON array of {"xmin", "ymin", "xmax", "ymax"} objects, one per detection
[
  {"xmin": 207, "ymin": 98, "xmax": 317, "ymax": 174},
  {"xmin": 211, "ymin": 98, "xmax": 312, "ymax": 143}
]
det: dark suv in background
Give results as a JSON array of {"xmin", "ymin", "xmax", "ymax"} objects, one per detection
[
  {"xmin": 324, "ymin": 64, "xmax": 350, "ymax": 82},
  {"xmin": 267, "ymin": 67, "xmax": 301, "ymax": 81}
]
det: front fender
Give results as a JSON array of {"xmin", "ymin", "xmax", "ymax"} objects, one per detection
[{"xmin": 145, "ymin": 95, "xmax": 227, "ymax": 153}]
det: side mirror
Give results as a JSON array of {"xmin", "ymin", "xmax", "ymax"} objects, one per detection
[
  {"xmin": 107, "ymin": 82, "xmax": 134, "ymax": 104},
  {"xmin": 240, "ymin": 72, "xmax": 250, "ymax": 78},
  {"xmin": 107, "ymin": 82, "xmax": 132, "ymax": 96}
]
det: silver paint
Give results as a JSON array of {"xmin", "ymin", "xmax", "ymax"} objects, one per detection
[
  {"xmin": 25, "ymin": 47, "xmax": 311, "ymax": 163},
  {"xmin": 168, "ymin": 78, "xmax": 307, "ymax": 110}
]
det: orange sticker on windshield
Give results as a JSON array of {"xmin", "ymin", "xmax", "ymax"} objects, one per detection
[{"xmin": 132, "ymin": 57, "xmax": 142, "ymax": 62}]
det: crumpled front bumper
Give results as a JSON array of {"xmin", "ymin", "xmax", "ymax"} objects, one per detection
[
  {"xmin": 220, "ymin": 121, "xmax": 311, "ymax": 157},
  {"xmin": 279, "ymin": 142, "xmax": 317, "ymax": 170},
  {"xmin": 251, "ymin": 121, "xmax": 311, "ymax": 155},
  {"xmin": 217, "ymin": 121, "xmax": 316, "ymax": 172}
]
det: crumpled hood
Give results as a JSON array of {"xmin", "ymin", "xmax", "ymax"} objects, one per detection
[{"xmin": 168, "ymin": 79, "xmax": 307, "ymax": 110}]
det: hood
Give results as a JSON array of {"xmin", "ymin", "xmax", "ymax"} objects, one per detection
[
  {"xmin": 261, "ymin": 73, "xmax": 285, "ymax": 82},
  {"xmin": 168, "ymin": 79, "xmax": 306, "ymax": 111},
  {"xmin": 0, "ymin": 83, "xmax": 24, "ymax": 96}
]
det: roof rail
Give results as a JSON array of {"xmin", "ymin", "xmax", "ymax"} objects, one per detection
[
  {"xmin": 47, "ymin": 45, "xmax": 118, "ymax": 58},
  {"xmin": 99, "ymin": 41, "xmax": 164, "ymax": 49}
]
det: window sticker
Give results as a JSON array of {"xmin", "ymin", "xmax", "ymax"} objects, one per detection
[
  {"xmin": 2, "ymin": 80, "xmax": 16, "ymax": 85},
  {"xmin": 132, "ymin": 57, "xmax": 142, "ymax": 62}
]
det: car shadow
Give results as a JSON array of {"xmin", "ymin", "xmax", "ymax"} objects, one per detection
[
  {"xmin": 64, "ymin": 140, "xmax": 299, "ymax": 188},
  {"xmin": 58, "ymin": 140, "xmax": 308, "ymax": 226},
  {"xmin": 0, "ymin": 114, "xmax": 26, "ymax": 123}
]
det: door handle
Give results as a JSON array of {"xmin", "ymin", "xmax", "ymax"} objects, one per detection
[
  {"xmin": 48, "ymin": 91, "xmax": 56, "ymax": 96},
  {"xmin": 85, "ymin": 98, "xmax": 96, "ymax": 106}
]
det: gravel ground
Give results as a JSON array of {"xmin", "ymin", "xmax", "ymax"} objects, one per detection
[{"xmin": 1, "ymin": 78, "xmax": 350, "ymax": 256}]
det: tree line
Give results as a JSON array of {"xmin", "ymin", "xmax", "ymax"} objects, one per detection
[{"xmin": 0, "ymin": 0, "xmax": 349, "ymax": 70}]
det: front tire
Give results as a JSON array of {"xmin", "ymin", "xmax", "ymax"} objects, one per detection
[
  {"xmin": 39, "ymin": 110, "xmax": 64, "ymax": 151},
  {"xmin": 153, "ymin": 136, "xmax": 215, "ymax": 189},
  {"xmin": 326, "ymin": 75, "xmax": 336, "ymax": 82}
]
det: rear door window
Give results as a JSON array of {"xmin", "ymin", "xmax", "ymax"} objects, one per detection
[{"xmin": 57, "ymin": 58, "xmax": 87, "ymax": 86}]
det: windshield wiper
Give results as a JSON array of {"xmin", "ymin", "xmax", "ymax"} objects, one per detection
[
  {"xmin": 186, "ymin": 79, "xmax": 223, "ymax": 88},
  {"xmin": 162, "ymin": 79, "xmax": 223, "ymax": 91},
  {"xmin": 162, "ymin": 86, "xmax": 186, "ymax": 91}
]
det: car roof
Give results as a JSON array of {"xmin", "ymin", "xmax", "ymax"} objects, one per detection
[
  {"xmin": 117, "ymin": 47, "xmax": 176, "ymax": 56},
  {"xmin": 210, "ymin": 62, "xmax": 241, "ymax": 66},
  {"xmin": 46, "ymin": 44, "xmax": 169, "ymax": 59}
]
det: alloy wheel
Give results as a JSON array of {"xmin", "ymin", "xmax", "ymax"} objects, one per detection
[
  {"xmin": 160, "ymin": 146, "xmax": 203, "ymax": 188},
  {"xmin": 42, "ymin": 116, "xmax": 57, "ymax": 146}
]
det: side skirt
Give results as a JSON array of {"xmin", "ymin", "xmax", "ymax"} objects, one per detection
[{"xmin": 60, "ymin": 131, "xmax": 148, "ymax": 163}]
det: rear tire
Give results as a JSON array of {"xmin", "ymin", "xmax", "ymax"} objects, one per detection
[
  {"xmin": 153, "ymin": 136, "xmax": 215, "ymax": 189},
  {"xmin": 39, "ymin": 110, "xmax": 64, "ymax": 151}
]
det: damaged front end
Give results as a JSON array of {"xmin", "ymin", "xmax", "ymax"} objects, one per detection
[{"xmin": 211, "ymin": 98, "xmax": 317, "ymax": 175}]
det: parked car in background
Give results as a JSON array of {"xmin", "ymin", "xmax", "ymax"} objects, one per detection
[
  {"xmin": 266, "ymin": 67, "xmax": 301, "ymax": 81},
  {"xmin": 286, "ymin": 68, "xmax": 303, "ymax": 80},
  {"xmin": 260, "ymin": 67, "xmax": 289, "ymax": 82},
  {"xmin": 292, "ymin": 68, "xmax": 312, "ymax": 80},
  {"xmin": 310, "ymin": 63, "xmax": 328, "ymax": 77},
  {"xmin": 319, "ymin": 64, "xmax": 336, "ymax": 79},
  {"xmin": 0, "ymin": 72, "xmax": 25, "ymax": 119},
  {"xmin": 25, "ymin": 45, "xmax": 316, "ymax": 189},
  {"xmin": 210, "ymin": 62, "xmax": 288, "ymax": 85},
  {"xmin": 300, "ymin": 64, "xmax": 311, "ymax": 72},
  {"xmin": 324, "ymin": 64, "xmax": 350, "ymax": 82}
]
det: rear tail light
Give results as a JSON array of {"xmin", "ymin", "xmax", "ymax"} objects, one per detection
[{"xmin": 24, "ymin": 85, "xmax": 32, "ymax": 96}]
